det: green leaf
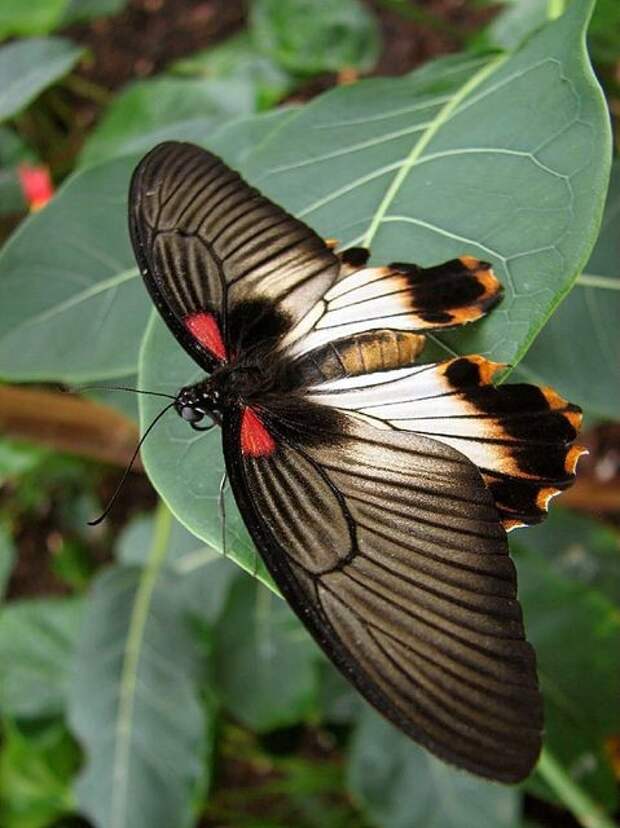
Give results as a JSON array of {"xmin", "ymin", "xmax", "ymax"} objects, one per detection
[
  {"xmin": 251, "ymin": 0, "xmax": 381, "ymax": 75},
  {"xmin": 516, "ymin": 547, "xmax": 620, "ymax": 810},
  {"xmin": 0, "ymin": 1, "xmax": 69, "ymax": 38},
  {"xmin": 0, "ymin": 154, "xmax": 144, "ymax": 383},
  {"xmin": 0, "ymin": 522, "xmax": 15, "ymax": 601},
  {"xmin": 0, "ymin": 598, "xmax": 83, "ymax": 718},
  {"xmin": 68, "ymin": 506, "xmax": 211, "ymax": 828},
  {"xmin": 517, "ymin": 159, "xmax": 620, "ymax": 421},
  {"xmin": 213, "ymin": 576, "xmax": 318, "ymax": 731},
  {"xmin": 0, "ymin": 718, "xmax": 80, "ymax": 828},
  {"xmin": 172, "ymin": 31, "xmax": 297, "ymax": 110},
  {"xmin": 0, "ymin": 37, "xmax": 83, "ymax": 122},
  {"xmin": 246, "ymin": 1, "xmax": 611, "ymax": 367},
  {"xmin": 347, "ymin": 706, "xmax": 521, "ymax": 828},
  {"xmin": 79, "ymin": 76, "xmax": 255, "ymax": 168}
]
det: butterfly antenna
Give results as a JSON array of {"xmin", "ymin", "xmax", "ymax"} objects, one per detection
[
  {"xmin": 60, "ymin": 383, "xmax": 177, "ymax": 401},
  {"xmin": 88, "ymin": 401, "xmax": 176, "ymax": 526}
]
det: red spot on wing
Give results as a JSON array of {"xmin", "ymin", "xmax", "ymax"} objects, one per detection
[
  {"xmin": 240, "ymin": 407, "xmax": 276, "ymax": 457},
  {"xmin": 185, "ymin": 312, "xmax": 227, "ymax": 361}
]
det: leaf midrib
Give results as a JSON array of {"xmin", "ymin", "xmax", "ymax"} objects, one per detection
[{"xmin": 110, "ymin": 502, "xmax": 172, "ymax": 828}]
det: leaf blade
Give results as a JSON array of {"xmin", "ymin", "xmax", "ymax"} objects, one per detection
[
  {"xmin": 68, "ymin": 506, "xmax": 211, "ymax": 828},
  {"xmin": 0, "ymin": 37, "xmax": 83, "ymax": 121}
]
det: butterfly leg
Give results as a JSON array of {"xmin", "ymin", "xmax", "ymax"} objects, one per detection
[{"xmin": 218, "ymin": 470, "xmax": 228, "ymax": 559}]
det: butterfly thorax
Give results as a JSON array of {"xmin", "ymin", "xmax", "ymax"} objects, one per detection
[{"xmin": 174, "ymin": 358, "xmax": 278, "ymax": 424}]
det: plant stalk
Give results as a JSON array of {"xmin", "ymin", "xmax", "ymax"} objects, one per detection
[{"xmin": 536, "ymin": 747, "xmax": 619, "ymax": 828}]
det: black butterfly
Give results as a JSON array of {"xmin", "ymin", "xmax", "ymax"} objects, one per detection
[{"xmin": 129, "ymin": 141, "xmax": 584, "ymax": 783}]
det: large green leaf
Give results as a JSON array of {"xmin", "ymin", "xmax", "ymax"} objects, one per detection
[
  {"xmin": 347, "ymin": 706, "xmax": 520, "ymax": 828},
  {"xmin": 0, "ymin": 598, "xmax": 83, "ymax": 718},
  {"xmin": 517, "ymin": 159, "xmax": 620, "ymax": 421},
  {"xmin": 0, "ymin": 108, "xmax": 300, "ymax": 384},
  {"xmin": 213, "ymin": 576, "xmax": 318, "ymax": 732},
  {"xmin": 68, "ymin": 507, "xmax": 211, "ymax": 828},
  {"xmin": 516, "ymin": 546, "xmax": 620, "ymax": 810},
  {"xmin": 79, "ymin": 76, "xmax": 255, "ymax": 168},
  {"xmin": 0, "ymin": 37, "xmax": 83, "ymax": 122},
  {"xmin": 246, "ymin": 1, "xmax": 610, "ymax": 367}
]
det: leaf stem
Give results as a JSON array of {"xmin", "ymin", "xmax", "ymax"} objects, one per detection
[
  {"xmin": 576, "ymin": 273, "xmax": 620, "ymax": 290},
  {"xmin": 536, "ymin": 747, "xmax": 619, "ymax": 828},
  {"xmin": 110, "ymin": 500, "xmax": 172, "ymax": 828}
]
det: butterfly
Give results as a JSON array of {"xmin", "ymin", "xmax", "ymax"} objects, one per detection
[{"xmin": 129, "ymin": 141, "xmax": 584, "ymax": 783}]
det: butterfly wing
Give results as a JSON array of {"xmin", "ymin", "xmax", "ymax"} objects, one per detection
[
  {"xmin": 129, "ymin": 141, "xmax": 340, "ymax": 370},
  {"xmin": 129, "ymin": 143, "xmax": 503, "ymax": 370},
  {"xmin": 279, "ymin": 255, "xmax": 502, "ymax": 357},
  {"xmin": 294, "ymin": 340, "xmax": 584, "ymax": 530},
  {"xmin": 222, "ymin": 398, "xmax": 543, "ymax": 783}
]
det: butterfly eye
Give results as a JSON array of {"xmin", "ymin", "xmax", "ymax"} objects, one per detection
[{"xmin": 179, "ymin": 405, "xmax": 204, "ymax": 423}]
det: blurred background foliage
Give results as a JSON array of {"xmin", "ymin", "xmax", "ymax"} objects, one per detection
[{"xmin": 0, "ymin": 1, "xmax": 618, "ymax": 827}]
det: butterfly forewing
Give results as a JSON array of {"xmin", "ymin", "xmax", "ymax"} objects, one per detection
[
  {"xmin": 129, "ymin": 141, "xmax": 339, "ymax": 369},
  {"xmin": 223, "ymin": 400, "xmax": 543, "ymax": 783}
]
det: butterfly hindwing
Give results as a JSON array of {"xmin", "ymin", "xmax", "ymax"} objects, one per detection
[
  {"xmin": 280, "ymin": 256, "xmax": 502, "ymax": 357},
  {"xmin": 223, "ymin": 399, "xmax": 543, "ymax": 783},
  {"xmin": 301, "ymin": 345, "xmax": 584, "ymax": 529},
  {"xmin": 129, "ymin": 141, "xmax": 340, "ymax": 370}
]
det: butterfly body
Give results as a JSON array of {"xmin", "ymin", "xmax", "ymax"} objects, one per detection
[{"xmin": 130, "ymin": 141, "xmax": 585, "ymax": 783}]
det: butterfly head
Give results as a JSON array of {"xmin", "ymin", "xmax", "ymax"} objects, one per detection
[{"xmin": 174, "ymin": 383, "xmax": 220, "ymax": 430}]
